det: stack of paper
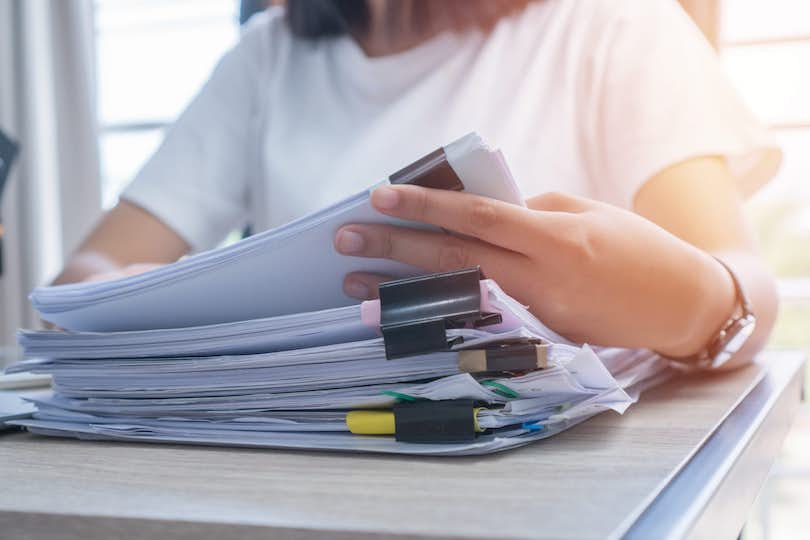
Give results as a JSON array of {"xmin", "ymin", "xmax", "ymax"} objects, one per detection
[
  {"xmin": 31, "ymin": 133, "xmax": 524, "ymax": 332},
  {"xmin": 6, "ymin": 133, "xmax": 671, "ymax": 455},
  {"xmin": 9, "ymin": 280, "xmax": 669, "ymax": 454}
]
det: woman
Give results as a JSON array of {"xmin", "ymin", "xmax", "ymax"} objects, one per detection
[{"xmin": 56, "ymin": 0, "xmax": 780, "ymax": 368}]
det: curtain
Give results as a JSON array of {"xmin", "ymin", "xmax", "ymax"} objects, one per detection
[{"xmin": 0, "ymin": 0, "xmax": 101, "ymax": 345}]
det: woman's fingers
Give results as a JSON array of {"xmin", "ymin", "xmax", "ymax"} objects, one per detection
[
  {"xmin": 84, "ymin": 263, "xmax": 163, "ymax": 283},
  {"xmin": 342, "ymin": 272, "xmax": 392, "ymax": 300},
  {"xmin": 334, "ymin": 224, "xmax": 528, "ymax": 281},
  {"xmin": 369, "ymin": 185, "xmax": 566, "ymax": 254},
  {"xmin": 526, "ymin": 191, "xmax": 592, "ymax": 213}
]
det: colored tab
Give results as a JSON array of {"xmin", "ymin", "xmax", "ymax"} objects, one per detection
[{"xmin": 346, "ymin": 410, "xmax": 395, "ymax": 435}]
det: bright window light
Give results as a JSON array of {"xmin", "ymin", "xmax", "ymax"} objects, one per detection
[{"xmin": 94, "ymin": 0, "xmax": 239, "ymax": 208}]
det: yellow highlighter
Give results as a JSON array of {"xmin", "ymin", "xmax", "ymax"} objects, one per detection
[{"xmin": 346, "ymin": 400, "xmax": 486, "ymax": 443}]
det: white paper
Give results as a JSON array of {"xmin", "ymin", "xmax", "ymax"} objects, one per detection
[
  {"xmin": 16, "ymin": 279, "xmax": 564, "ymax": 360},
  {"xmin": 32, "ymin": 133, "xmax": 525, "ymax": 332}
]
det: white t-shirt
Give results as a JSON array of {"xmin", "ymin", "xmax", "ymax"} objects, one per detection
[{"xmin": 124, "ymin": 0, "xmax": 779, "ymax": 252}]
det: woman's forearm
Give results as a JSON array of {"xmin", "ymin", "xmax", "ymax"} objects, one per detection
[
  {"xmin": 632, "ymin": 157, "xmax": 778, "ymax": 366},
  {"xmin": 52, "ymin": 251, "xmax": 123, "ymax": 285},
  {"xmin": 644, "ymin": 245, "xmax": 776, "ymax": 364},
  {"xmin": 51, "ymin": 200, "xmax": 190, "ymax": 286}
]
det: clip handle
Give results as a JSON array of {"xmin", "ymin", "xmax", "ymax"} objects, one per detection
[{"xmin": 457, "ymin": 342, "xmax": 548, "ymax": 374}]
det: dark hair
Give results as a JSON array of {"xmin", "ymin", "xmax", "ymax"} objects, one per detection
[{"xmin": 286, "ymin": 0, "xmax": 532, "ymax": 40}]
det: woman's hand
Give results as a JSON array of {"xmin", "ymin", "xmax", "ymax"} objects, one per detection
[
  {"xmin": 51, "ymin": 200, "xmax": 189, "ymax": 287},
  {"xmin": 43, "ymin": 263, "xmax": 164, "ymax": 330},
  {"xmin": 83, "ymin": 263, "xmax": 164, "ymax": 283},
  {"xmin": 334, "ymin": 185, "xmax": 736, "ymax": 357}
]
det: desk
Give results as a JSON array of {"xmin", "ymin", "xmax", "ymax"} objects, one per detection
[{"xmin": 0, "ymin": 351, "xmax": 804, "ymax": 540}]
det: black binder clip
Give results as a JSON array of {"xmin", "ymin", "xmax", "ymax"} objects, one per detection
[
  {"xmin": 389, "ymin": 146, "xmax": 464, "ymax": 191},
  {"xmin": 379, "ymin": 267, "xmax": 502, "ymax": 359},
  {"xmin": 394, "ymin": 399, "xmax": 479, "ymax": 443},
  {"xmin": 457, "ymin": 339, "xmax": 549, "ymax": 374}
]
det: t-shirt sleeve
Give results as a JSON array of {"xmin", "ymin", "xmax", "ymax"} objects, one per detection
[
  {"xmin": 121, "ymin": 11, "xmax": 275, "ymax": 252},
  {"xmin": 582, "ymin": 0, "xmax": 782, "ymax": 209}
]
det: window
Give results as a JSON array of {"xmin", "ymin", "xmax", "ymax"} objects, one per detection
[
  {"xmin": 719, "ymin": 2, "xmax": 810, "ymax": 538},
  {"xmin": 94, "ymin": 0, "xmax": 239, "ymax": 208},
  {"xmin": 719, "ymin": 1, "xmax": 810, "ymax": 357}
]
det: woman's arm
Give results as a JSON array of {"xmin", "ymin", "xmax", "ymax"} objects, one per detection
[
  {"xmin": 54, "ymin": 13, "xmax": 273, "ymax": 287},
  {"xmin": 53, "ymin": 200, "xmax": 190, "ymax": 285},
  {"xmin": 335, "ymin": 156, "xmax": 777, "ymax": 367},
  {"xmin": 633, "ymin": 156, "xmax": 778, "ymax": 368}
]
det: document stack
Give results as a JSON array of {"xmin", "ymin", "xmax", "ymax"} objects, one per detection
[{"xmin": 6, "ymin": 133, "xmax": 670, "ymax": 455}]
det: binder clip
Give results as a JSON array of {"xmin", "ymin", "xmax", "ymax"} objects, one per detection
[
  {"xmin": 378, "ymin": 267, "xmax": 502, "ymax": 359},
  {"xmin": 389, "ymin": 146, "xmax": 464, "ymax": 191},
  {"xmin": 393, "ymin": 399, "xmax": 479, "ymax": 443},
  {"xmin": 457, "ymin": 340, "xmax": 549, "ymax": 374}
]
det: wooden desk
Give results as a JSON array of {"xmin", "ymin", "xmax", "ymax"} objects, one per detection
[{"xmin": 0, "ymin": 352, "xmax": 804, "ymax": 540}]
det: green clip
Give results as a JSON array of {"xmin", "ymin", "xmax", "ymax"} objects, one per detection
[
  {"xmin": 481, "ymin": 380, "xmax": 519, "ymax": 399},
  {"xmin": 382, "ymin": 391, "xmax": 419, "ymax": 402}
]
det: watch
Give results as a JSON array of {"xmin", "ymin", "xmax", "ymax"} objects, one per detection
[{"xmin": 669, "ymin": 258, "xmax": 757, "ymax": 369}]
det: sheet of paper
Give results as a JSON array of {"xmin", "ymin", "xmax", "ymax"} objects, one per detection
[
  {"xmin": 0, "ymin": 392, "xmax": 38, "ymax": 428},
  {"xmin": 9, "ymin": 387, "xmax": 632, "ymax": 456},
  {"xmin": 16, "ymin": 279, "xmax": 565, "ymax": 361},
  {"xmin": 32, "ymin": 133, "xmax": 525, "ymax": 332}
]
